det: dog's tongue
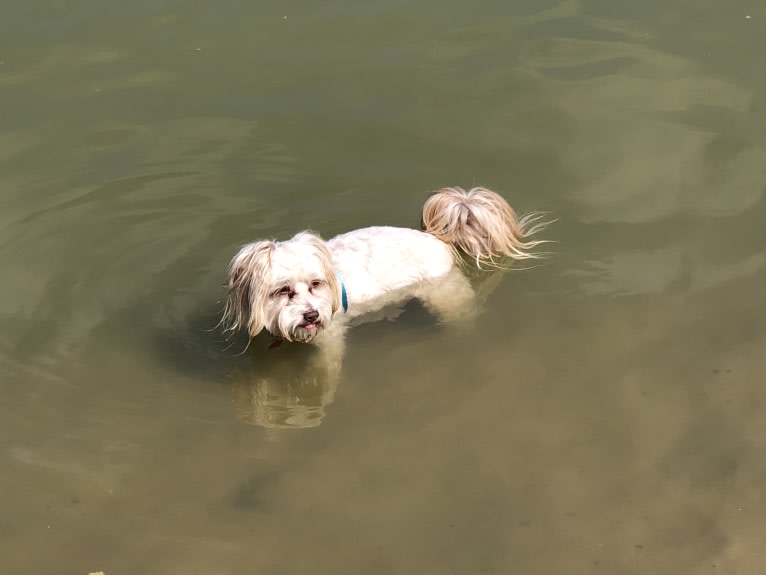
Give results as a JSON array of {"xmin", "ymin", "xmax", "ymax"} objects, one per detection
[{"xmin": 304, "ymin": 323, "xmax": 317, "ymax": 330}]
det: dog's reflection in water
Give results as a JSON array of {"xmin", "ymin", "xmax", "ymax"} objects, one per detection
[
  {"xmin": 228, "ymin": 265, "xmax": 511, "ymax": 431},
  {"xmin": 230, "ymin": 339, "xmax": 340, "ymax": 430}
]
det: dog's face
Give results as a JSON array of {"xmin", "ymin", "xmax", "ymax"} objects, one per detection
[{"xmin": 223, "ymin": 232, "xmax": 341, "ymax": 343}]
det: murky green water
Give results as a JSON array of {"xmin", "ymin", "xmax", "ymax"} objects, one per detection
[{"xmin": 2, "ymin": 0, "xmax": 766, "ymax": 573}]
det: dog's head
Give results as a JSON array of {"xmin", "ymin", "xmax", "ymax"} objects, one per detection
[{"xmin": 222, "ymin": 232, "xmax": 342, "ymax": 343}]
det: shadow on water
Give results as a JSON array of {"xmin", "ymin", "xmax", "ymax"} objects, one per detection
[
  {"xmin": 151, "ymin": 298, "xmax": 238, "ymax": 379},
  {"xmin": 150, "ymin": 295, "xmax": 343, "ymax": 430}
]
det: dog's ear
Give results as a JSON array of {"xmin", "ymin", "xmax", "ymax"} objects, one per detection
[
  {"xmin": 222, "ymin": 240, "xmax": 274, "ymax": 338},
  {"xmin": 324, "ymin": 262, "xmax": 342, "ymax": 315},
  {"xmin": 291, "ymin": 232, "xmax": 342, "ymax": 313}
]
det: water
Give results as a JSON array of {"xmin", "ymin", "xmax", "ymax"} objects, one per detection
[{"xmin": 2, "ymin": 0, "xmax": 765, "ymax": 573}]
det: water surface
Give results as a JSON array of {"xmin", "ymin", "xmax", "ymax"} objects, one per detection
[{"xmin": 2, "ymin": 0, "xmax": 766, "ymax": 573}]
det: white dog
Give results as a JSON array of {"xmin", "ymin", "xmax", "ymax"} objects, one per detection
[{"xmin": 221, "ymin": 186, "xmax": 547, "ymax": 363}]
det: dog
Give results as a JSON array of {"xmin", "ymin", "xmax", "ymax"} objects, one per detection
[{"xmin": 220, "ymin": 186, "xmax": 548, "ymax": 365}]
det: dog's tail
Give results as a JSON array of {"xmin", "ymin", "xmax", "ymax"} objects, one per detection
[{"xmin": 421, "ymin": 186, "xmax": 550, "ymax": 267}]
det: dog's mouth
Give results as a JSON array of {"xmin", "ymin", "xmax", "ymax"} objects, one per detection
[{"xmin": 300, "ymin": 320, "xmax": 321, "ymax": 331}]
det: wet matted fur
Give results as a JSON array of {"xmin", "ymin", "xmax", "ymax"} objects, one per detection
[{"xmin": 221, "ymin": 186, "xmax": 549, "ymax": 362}]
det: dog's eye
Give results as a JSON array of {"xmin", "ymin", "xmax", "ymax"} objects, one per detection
[
  {"xmin": 311, "ymin": 280, "xmax": 322, "ymax": 289},
  {"xmin": 274, "ymin": 286, "xmax": 291, "ymax": 297}
]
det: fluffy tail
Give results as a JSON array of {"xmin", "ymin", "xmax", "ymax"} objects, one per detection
[{"xmin": 421, "ymin": 186, "xmax": 549, "ymax": 267}]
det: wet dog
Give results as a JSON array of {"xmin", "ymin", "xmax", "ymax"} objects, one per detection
[{"xmin": 221, "ymin": 186, "xmax": 548, "ymax": 363}]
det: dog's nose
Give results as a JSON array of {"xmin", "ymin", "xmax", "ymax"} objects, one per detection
[{"xmin": 303, "ymin": 309, "xmax": 319, "ymax": 323}]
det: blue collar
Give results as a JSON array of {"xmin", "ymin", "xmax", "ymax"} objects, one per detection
[{"xmin": 336, "ymin": 272, "xmax": 348, "ymax": 313}]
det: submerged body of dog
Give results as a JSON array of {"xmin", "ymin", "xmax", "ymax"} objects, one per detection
[{"xmin": 221, "ymin": 187, "xmax": 547, "ymax": 362}]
